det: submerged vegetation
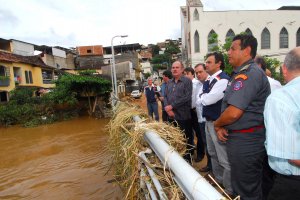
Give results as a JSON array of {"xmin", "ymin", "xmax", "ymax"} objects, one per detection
[{"xmin": 0, "ymin": 72, "xmax": 111, "ymax": 127}]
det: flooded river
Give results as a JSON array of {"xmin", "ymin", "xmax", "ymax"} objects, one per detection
[{"xmin": 0, "ymin": 117, "xmax": 122, "ymax": 200}]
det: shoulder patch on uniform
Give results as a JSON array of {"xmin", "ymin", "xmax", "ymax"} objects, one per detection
[
  {"xmin": 234, "ymin": 74, "xmax": 248, "ymax": 80},
  {"xmin": 233, "ymin": 81, "xmax": 243, "ymax": 91}
]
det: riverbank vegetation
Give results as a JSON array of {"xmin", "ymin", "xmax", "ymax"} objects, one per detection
[{"xmin": 0, "ymin": 72, "xmax": 111, "ymax": 127}]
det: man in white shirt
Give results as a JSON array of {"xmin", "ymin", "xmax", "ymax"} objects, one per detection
[
  {"xmin": 184, "ymin": 67, "xmax": 205, "ymax": 162},
  {"xmin": 255, "ymin": 56, "xmax": 282, "ymax": 92},
  {"xmin": 194, "ymin": 63, "xmax": 212, "ymax": 172},
  {"xmin": 198, "ymin": 52, "xmax": 233, "ymax": 195}
]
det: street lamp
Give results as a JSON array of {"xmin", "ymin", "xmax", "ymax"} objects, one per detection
[
  {"xmin": 110, "ymin": 58, "xmax": 114, "ymax": 95},
  {"xmin": 111, "ymin": 35, "xmax": 128, "ymax": 99}
]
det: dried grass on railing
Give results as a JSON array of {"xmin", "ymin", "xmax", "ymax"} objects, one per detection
[{"xmin": 106, "ymin": 102, "xmax": 187, "ymax": 199}]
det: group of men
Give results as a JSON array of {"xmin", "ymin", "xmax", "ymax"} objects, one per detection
[{"xmin": 144, "ymin": 34, "xmax": 300, "ymax": 200}]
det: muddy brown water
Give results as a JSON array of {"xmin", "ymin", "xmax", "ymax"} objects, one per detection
[{"xmin": 0, "ymin": 117, "xmax": 122, "ymax": 200}]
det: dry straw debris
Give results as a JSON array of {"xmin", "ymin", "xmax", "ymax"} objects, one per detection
[{"xmin": 106, "ymin": 102, "xmax": 187, "ymax": 199}]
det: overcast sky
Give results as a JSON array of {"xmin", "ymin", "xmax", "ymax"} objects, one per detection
[{"xmin": 0, "ymin": 0, "xmax": 299, "ymax": 48}]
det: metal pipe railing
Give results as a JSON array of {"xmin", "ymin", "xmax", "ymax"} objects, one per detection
[
  {"xmin": 139, "ymin": 149, "xmax": 168, "ymax": 200},
  {"xmin": 133, "ymin": 116, "xmax": 225, "ymax": 200},
  {"xmin": 140, "ymin": 167, "xmax": 158, "ymax": 200}
]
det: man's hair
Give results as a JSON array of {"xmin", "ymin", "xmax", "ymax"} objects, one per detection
[
  {"xmin": 162, "ymin": 70, "xmax": 173, "ymax": 79},
  {"xmin": 284, "ymin": 47, "xmax": 300, "ymax": 71},
  {"xmin": 194, "ymin": 63, "xmax": 206, "ymax": 70},
  {"xmin": 255, "ymin": 56, "xmax": 267, "ymax": 72},
  {"xmin": 206, "ymin": 52, "xmax": 225, "ymax": 70},
  {"xmin": 172, "ymin": 60, "xmax": 184, "ymax": 68},
  {"xmin": 233, "ymin": 34, "xmax": 258, "ymax": 58},
  {"xmin": 184, "ymin": 67, "xmax": 195, "ymax": 75}
]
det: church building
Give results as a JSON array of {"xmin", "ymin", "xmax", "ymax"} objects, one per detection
[{"xmin": 180, "ymin": 0, "xmax": 300, "ymax": 66}]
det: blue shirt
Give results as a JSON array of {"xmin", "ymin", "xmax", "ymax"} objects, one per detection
[
  {"xmin": 264, "ymin": 76, "xmax": 300, "ymax": 175},
  {"xmin": 160, "ymin": 82, "xmax": 167, "ymax": 108}
]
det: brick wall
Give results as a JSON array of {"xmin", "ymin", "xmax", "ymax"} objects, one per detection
[{"xmin": 77, "ymin": 45, "xmax": 103, "ymax": 56}]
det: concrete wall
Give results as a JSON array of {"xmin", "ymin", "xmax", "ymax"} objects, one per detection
[
  {"xmin": 12, "ymin": 40, "xmax": 34, "ymax": 56},
  {"xmin": 41, "ymin": 54, "xmax": 68, "ymax": 69},
  {"xmin": 102, "ymin": 61, "xmax": 136, "ymax": 81},
  {"xmin": 52, "ymin": 47, "xmax": 66, "ymax": 58},
  {"xmin": 66, "ymin": 53, "xmax": 75, "ymax": 69},
  {"xmin": 141, "ymin": 61, "xmax": 151, "ymax": 74},
  {"xmin": 76, "ymin": 55, "xmax": 104, "ymax": 69}
]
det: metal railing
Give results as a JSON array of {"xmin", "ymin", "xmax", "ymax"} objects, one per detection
[{"xmin": 133, "ymin": 115, "xmax": 226, "ymax": 200}]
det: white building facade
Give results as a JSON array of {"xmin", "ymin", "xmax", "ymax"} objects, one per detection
[{"xmin": 181, "ymin": 0, "xmax": 300, "ymax": 67}]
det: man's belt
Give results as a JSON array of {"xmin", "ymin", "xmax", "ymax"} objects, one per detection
[
  {"xmin": 205, "ymin": 117, "xmax": 214, "ymax": 121},
  {"xmin": 276, "ymin": 172, "xmax": 300, "ymax": 181},
  {"xmin": 231, "ymin": 125, "xmax": 265, "ymax": 133}
]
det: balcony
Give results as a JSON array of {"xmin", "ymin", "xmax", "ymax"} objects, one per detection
[
  {"xmin": 0, "ymin": 76, "xmax": 10, "ymax": 86},
  {"xmin": 43, "ymin": 79, "xmax": 54, "ymax": 84}
]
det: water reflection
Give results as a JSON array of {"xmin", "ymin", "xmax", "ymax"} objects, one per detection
[{"xmin": 0, "ymin": 117, "xmax": 122, "ymax": 200}]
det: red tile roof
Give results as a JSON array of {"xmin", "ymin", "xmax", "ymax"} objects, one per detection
[
  {"xmin": 0, "ymin": 51, "xmax": 54, "ymax": 69},
  {"xmin": 140, "ymin": 50, "xmax": 152, "ymax": 59}
]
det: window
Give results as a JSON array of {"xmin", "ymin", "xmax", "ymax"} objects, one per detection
[
  {"xmin": 42, "ymin": 70, "xmax": 53, "ymax": 84},
  {"xmin": 0, "ymin": 65, "xmax": 10, "ymax": 77},
  {"xmin": 194, "ymin": 31, "xmax": 200, "ymax": 53},
  {"xmin": 245, "ymin": 28, "xmax": 253, "ymax": 35},
  {"xmin": 193, "ymin": 9, "xmax": 199, "ymax": 21},
  {"xmin": 87, "ymin": 49, "xmax": 92, "ymax": 53},
  {"xmin": 25, "ymin": 71, "xmax": 29, "ymax": 83},
  {"xmin": 25, "ymin": 70, "xmax": 33, "ymax": 84},
  {"xmin": 29, "ymin": 71, "xmax": 33, "ymax": 83},
  {"xmin": 280, "ymin": 27, "xmax": 288, "ymax": 48},
  {"xmin": 0, "ymin": 91, "xmax": 8, "ymax": 102},
  {"xmin": 208, "ymin": 30, "xmax": 218, "ymax": 52},
  {"xmin": 261, "ymin": 28, "xmax": 270, "ymax": 49},
  {"xmin": 0, "ymin": 65, "xmax": 5, "ymax": 76},
  {"xmin": 296, "ymin": 28, "xmax": 300, "ymax": 47},
  {"xmin": 225, "ymin": 29, "xmax": 235, "ymax": 41}
]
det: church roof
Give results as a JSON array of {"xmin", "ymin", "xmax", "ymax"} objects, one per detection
[
  {"xmin": 278, "ymin": 6, "xmax": 300, "ymax": 10},
  {"xmin": 0, "ymin": 51, "xmax": 53, "ymax": 69}
]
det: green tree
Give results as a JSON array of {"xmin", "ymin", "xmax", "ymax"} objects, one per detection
[
  {"xmin": 143, "ymin": 72, "xmax": 151, "ymax": 80},
  {"xmin": 265, "ymin": 57, "xmax": 284, "ymax": 84},
  {"xmin": 51, "ymin": 74, "xmax": 111, "ymax": 115},
  {"xmin": 151, "ymin": 45, "xmax": 161, "ymax": 57},
  {"xmin": 151, "ymin": 54, "xmax": 170, "ymax": 64},
  {"xmin": 151, "ymin": 41, "xmax": 181, "ymax": 69},
  {"xmin": 0, "ymin": 74, "xmax": 112, "ymax": 127},
  {"xmin": 165, "ymin": 41, "xmax": 181, "ymax": 55},
  {"xmin": 207, "ymin": 33, "xmax": 233, "ymax": 75},
  {"xmin": 78, "ymin": 69, "xmax": 97, "ymax": 76}
]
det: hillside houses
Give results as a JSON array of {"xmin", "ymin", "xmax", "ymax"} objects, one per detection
[{"xmin": 0, "ymin": 37, "xmax": 182, "ymax": 101}]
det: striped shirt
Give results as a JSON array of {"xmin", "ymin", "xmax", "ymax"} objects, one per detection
[
  {"xmin": 264, "ymin": 76, "xmax": 300, "ymax": 175},
  {"xmin": 192, "ymin": 78, "xmax": 200, "ymax": 109}
]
